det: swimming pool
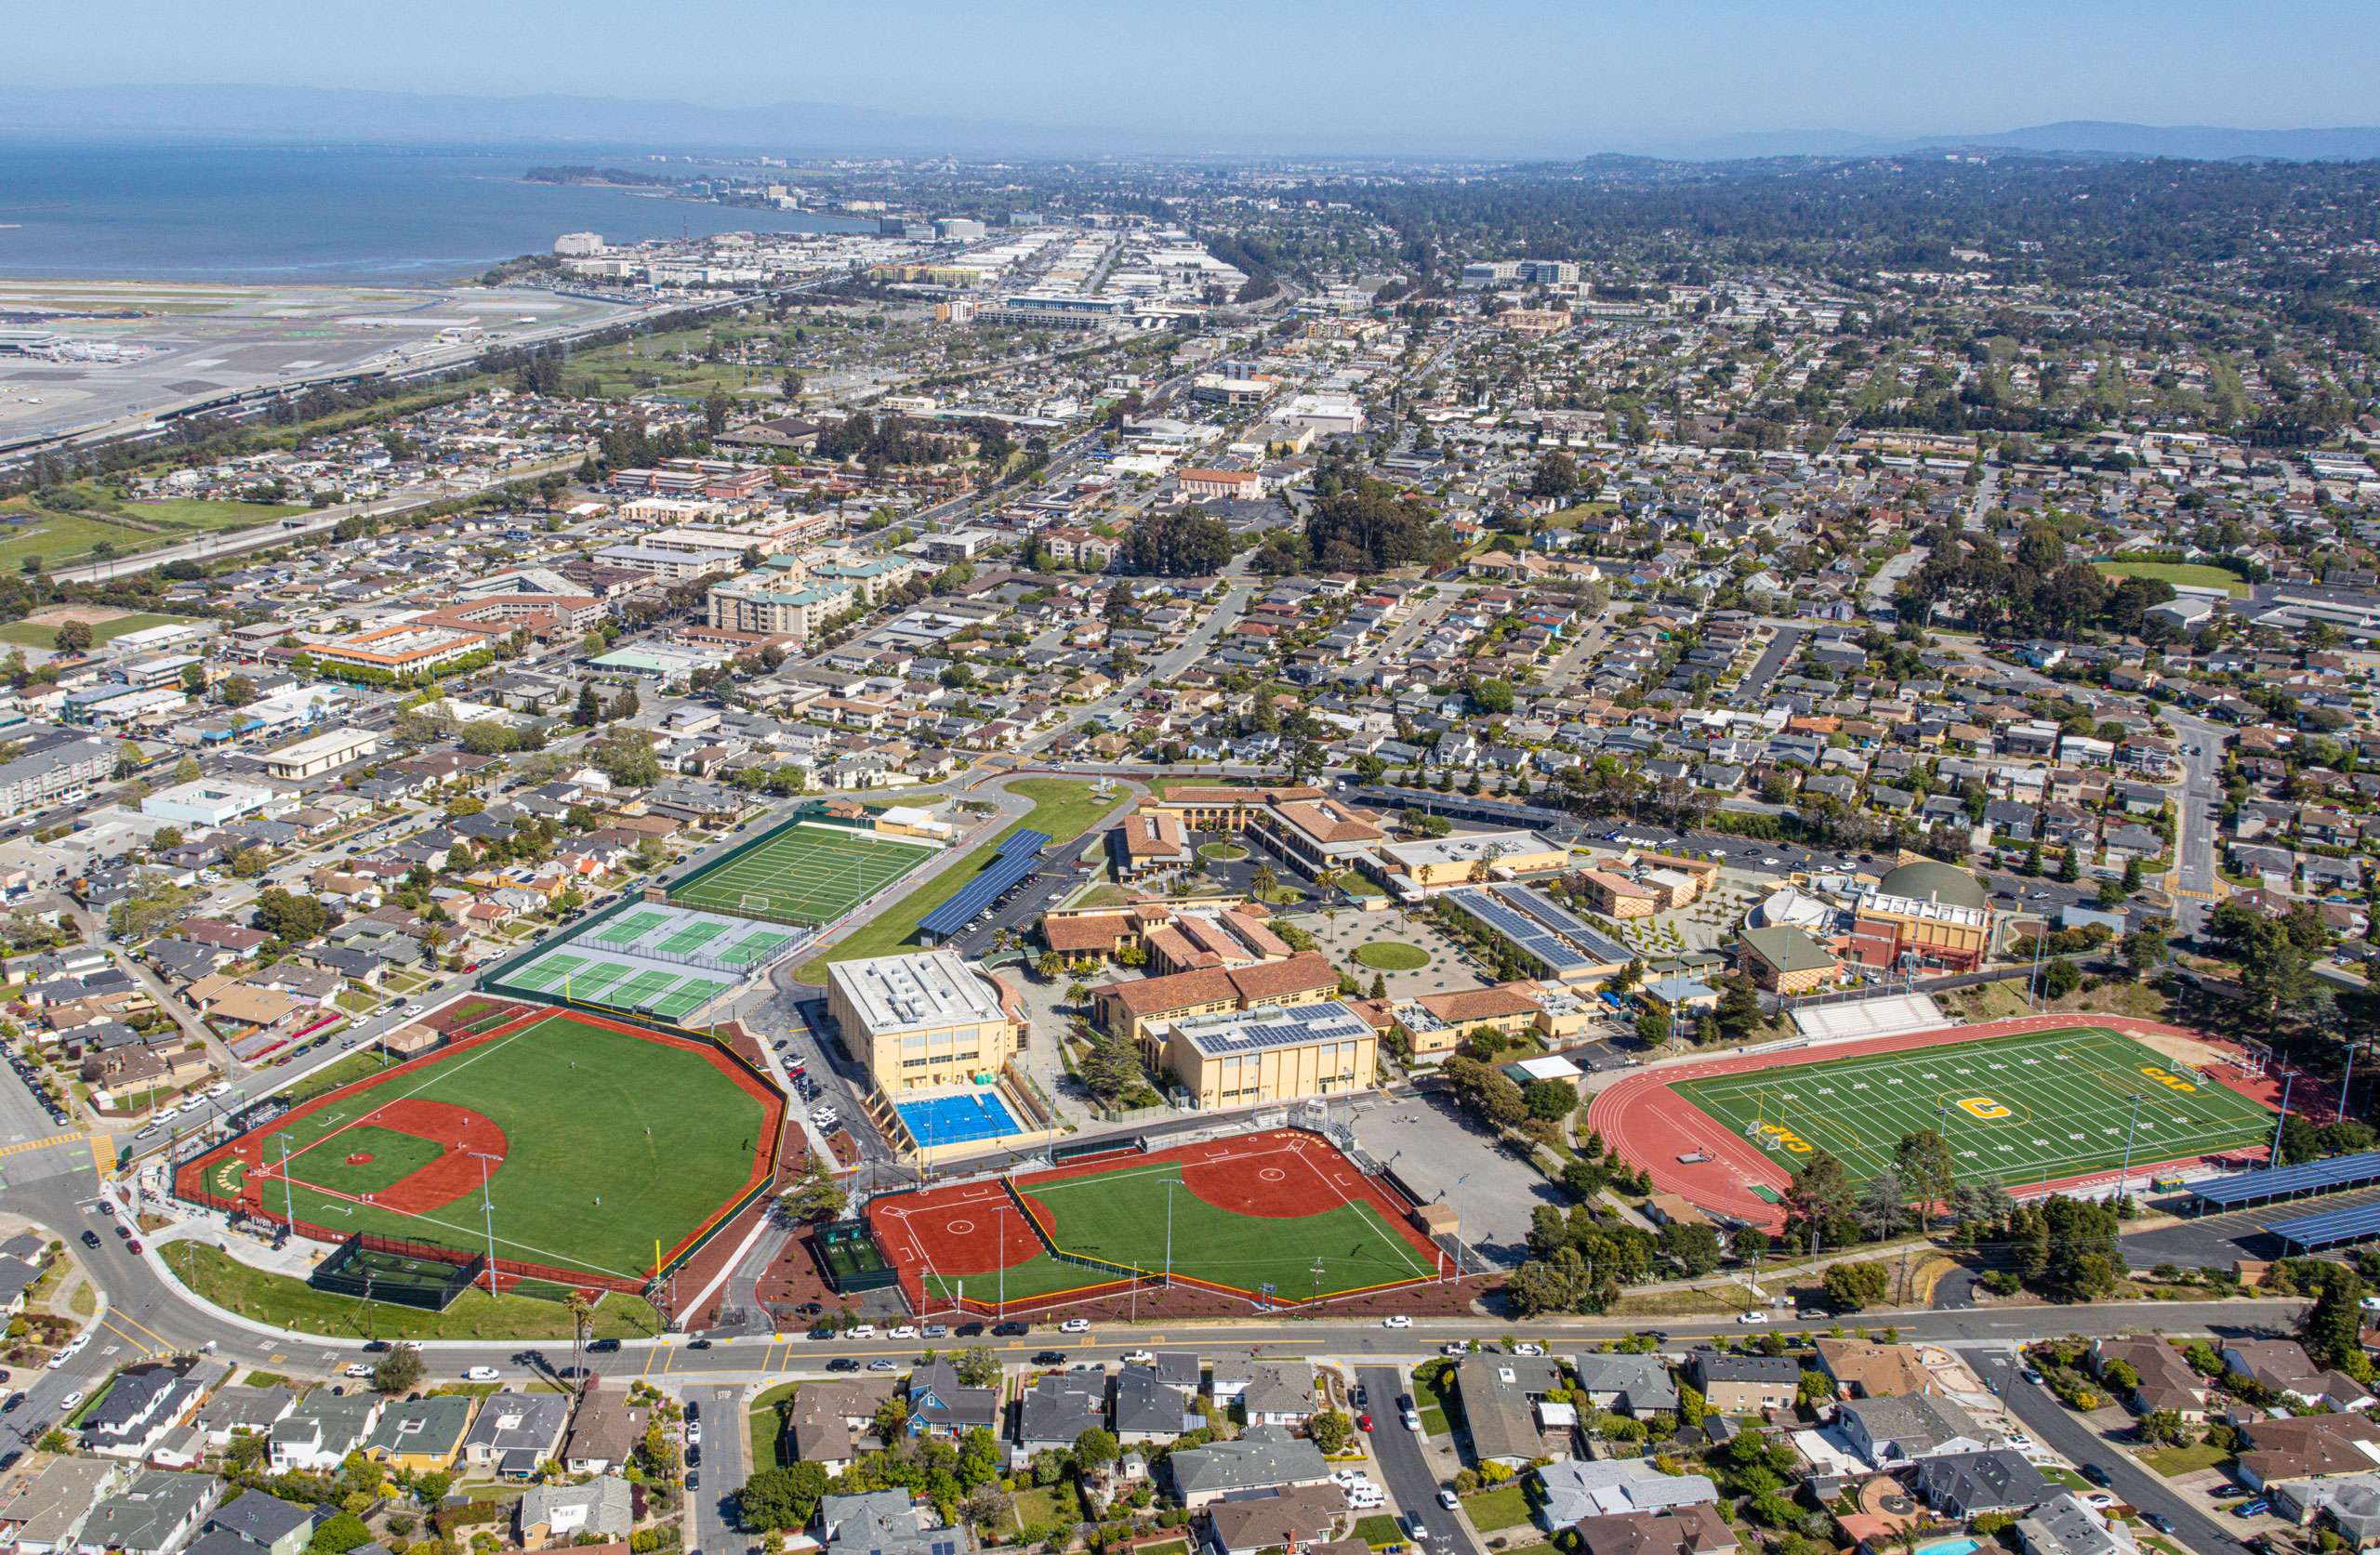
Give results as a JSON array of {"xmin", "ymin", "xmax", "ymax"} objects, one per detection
[
  {"xmin": 1915, "ymin": 1539, "xmax": 1979, "ymax": 1555},
  {"xmin": 895, "ymin": 1089, "xmax": 1023, "ymax": 1149}
]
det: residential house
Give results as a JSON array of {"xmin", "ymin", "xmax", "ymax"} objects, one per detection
[
  {"xmin": 78, "ymin": 1470, "xmax": 219, "ymax": 1555},
  {"xmin": 364, "ymin": 1395, "xmax": 473, "ymax": 1473},
  {"xmin": 1240, "ymin": 1363, "xmax": 1316, "ymax": 1428},
  {"xmin": 0, "ymin": 1458, "xmax": 123, "ymax": 1555},
  {"xmin": 1913, "ymin": 1450, "xmax": 2051, "ymax": 1520},
  {"xmin": 1572, "ymin": 1507, "xmax": 1738, "ymax": 1555},
  {"xmin": 1569, "ymin": 1354, "xmax": 1679, "ymax": 1418},
  {"xmin": 1535, "ymin": 1460, "xmax": 1722, "ymax": 1528},
  {"xmin": 1686, "ymin": 1351, "xmax": 1801, "ymax": 1416},
  {"xmin": 2090, "ymin": 1338, "xmax": 2211, "ymax": 1422},
  {"xmin": 1112, "ymin": 1366, "xmax": 1201, "ymax": 1445},
  {"xmin": 1452, "ymin": 1355, "xmax": 1568, "ymax": 1468},
  {"xmin": 817, "ymin": 1490, "xmax": 964, "ymax": 1555},
  {"xmin": 562, "ymin": 1390, "xmax": 648, "ymax": 1476},
  {"xmin": 1167, "ymin": 1426, "xmax": 1331, "ymax": 1509},
  {"xmin": 460, "ymin": 1390, "xmax": 570, "ymax": 1480},
  {"xmin": 1838, "ymin": 1392, "xmax": 1991, "ymax": 1468},
  {"xmin": 517, "ymin": 1480, "xmax": 633, "ymax": 1550},
  {"xmin": 269, "ymin": 1393, "xmax": 380, "ymax": 1473},
  {"xmin": 199, "ymin": 1492, "xmax": 314, "ymax": 1555},
  {"xmin": 1204, "ymin": 1484, "xmax": 1342, "ymax": 1555},
  {"xmin": 906, "ymin": 1361, "xmax": 999, "ymax": 1440},
  {"xmin": 2014, "ymin": 1492, "xmax": 2136, "ymax": 1555}
]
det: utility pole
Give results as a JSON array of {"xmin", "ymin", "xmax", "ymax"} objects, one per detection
[{"xmin": 467, "ymin": 1151, "xmax": 502, "ymax": 1296}]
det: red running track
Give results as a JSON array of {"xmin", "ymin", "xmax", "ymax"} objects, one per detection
[{"xmin": 1585, "ymin": 1013, "xmax": 2287, "ymax": 1232}]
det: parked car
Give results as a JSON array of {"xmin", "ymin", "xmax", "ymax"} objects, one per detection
[
  {"xmin": 1032, "ymin": 1351, "xmax": 1068, "ymax": 1366},
  {"xmin": 1437, "ymin": 1490, "xmax": 1460, "ymax": 1510},
  {"xmin": 1382, "ymin": 1315, "xmax": 1411, "ymax": 1329},
  {"xmin": 1356, "ymin": 1413, "xmax": 1374, "ymax": 1432},
  {"xmin": 1402, "ymin": 1409, "xmax": 1422, "ymax": 1432},
  {"xmin": 1059, "ymin": 1318, "xmax": 1091, "ymax": 1334},
  {"xmin": 1736, "ymin": 1311, "xmax": 1768, "ymax": 1325},
  {"xmin": 2082, "ymin": 1465, "xmax": 2112, "ymax": 1487},
  {"xmin": 465, "ymin": 1366, "xmax": 499, "ymax": 1382}
]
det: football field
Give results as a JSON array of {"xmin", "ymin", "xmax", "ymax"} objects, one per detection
[
  {"xmin": 1670, "ymin": 1025, "xmax": 2274, "ymax": 1190},
  {"xmin": 671, "ymin": 822, "xmax": 933, "ymax": 926}
]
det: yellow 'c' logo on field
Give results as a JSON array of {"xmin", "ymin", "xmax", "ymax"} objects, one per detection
[{"xmin": 1957, "ymin": 1097, "xmax": 2012, "ymax": 1120}]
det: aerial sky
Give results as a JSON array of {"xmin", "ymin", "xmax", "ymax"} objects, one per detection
[{"xmin": 13, "ymin": 0, "xmax": 2380, "ymax": 155}]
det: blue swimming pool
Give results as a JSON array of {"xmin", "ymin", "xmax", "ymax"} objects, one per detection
[
  {"xmin": 1915, "ymin": 1539, "xmax": 1979, "ymax": 1555},
  {"xmin": 895, "ymin": 1089, "xmax": 1023, "ymax": 1149}
]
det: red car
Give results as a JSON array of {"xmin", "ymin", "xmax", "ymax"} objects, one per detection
[
  {"xmin": 1356, "ymin": 1412, "xmax": 1374, "ymax": 1432},
  {"xmin": 126, "ymin": 1241, "xmax": 142, "ymax": 1255}
]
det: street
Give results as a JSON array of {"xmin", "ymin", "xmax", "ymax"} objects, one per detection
[
  {"xmin": 692, "ymin": 1383, "xmax": 750, "ymax": 1555},
  {"xmin": 1356, "ymin": 1364, "xmax": 1474, "ymax": 1555}
]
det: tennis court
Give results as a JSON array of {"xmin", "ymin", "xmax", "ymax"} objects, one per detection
[
  {"xmin": 1670, "ymin": 1024, "xmax": 2274, "ymax": 1190},
  {"xmin": 670, "ymin": 821, "xmax": 935, "ymax": 926}
]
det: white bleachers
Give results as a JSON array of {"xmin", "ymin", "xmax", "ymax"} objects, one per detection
[{"xmin": 1789, "ymin": 992, "xmax": 1947, "ymax": 1043}]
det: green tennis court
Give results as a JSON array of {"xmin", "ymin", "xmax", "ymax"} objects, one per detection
[
  {"xmin": 649, "ymin": 980, "xmax": 731, "ymax": 1021},
  {"xmin": 658, "ymin": 919, "xmax": 729, "ymax": 955},
  {"xmin": 1671, "ymin": 1025, "xmax": 2274, "ymax": 1190},
  {"xmin": 670, "ymin": 823, "xmax": 934, "ymax": 926},
  {"xmin": 717, "ymin": 928, "xmax": 796, "ymax": 967},
  {"xmin": 594, "ymin": 910, "xmax": 668, "ymax": 945},
  {"xmin": 508, "ymin": 954, "xmax": 587, "ymax": 992},
  {"xmin": 610, "ymin": 969, "xmax": 678, "ymax": 1008}
]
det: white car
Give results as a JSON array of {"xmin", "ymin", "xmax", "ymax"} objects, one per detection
[
  {"xmin": 1059, "ymin": 1318, "xmax": 1091, "ymax": 1334},
  {"xmin": 1382, "ymin": 1315, "xmax": 1412, "ymax": 1329},
  {"xmin": 686, "ymin": 1422, "xmax": 702, "ymax": 1445},
  {"xmin": 1736, "ymin": 1311, "xmax": 1768, "ymax": 1325},
  {"xmin": 1440, "ymin": 1342, "xmax": 1467, "ymax": 1356},
  {"xmin": 344, "ymin": 1364, "xmax": 376, "ymax": 1378},
  {"xmin": 1402, "ymin": 1410, "xmax": 1422, "ymax": 1432},
  {"xmin": 844, "ymin": 1324, "xmax": 876, "ymax": 1339},
  {"xmin": 1437, "ymin": 1490, "xmax": 1460, "ymax": 1510},
  {"xmin": 465, "ymin": 1366, "xmax": 500, "ymax": 1382},
  {"xmin": 2083, "ymin": 1494, "xmax": 2115, "ymax": 1511},
  {"xmin": 887, "ymin": 1325, "xmax": 919, "ymax": 1341},
  {"xmin": 1120, "ymin": 1350, "xmax": 1155, "ymax": 1365},
  {"xmin": 59, "ymin": 1390, "xmax": 83, "ymax": 1412},
  {"xmin": 1510, "ymin": 1342, "xmax": 1544, "ymax": 1356}
]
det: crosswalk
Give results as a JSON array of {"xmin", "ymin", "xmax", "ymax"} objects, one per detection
[{"xmin": 0, "ymin": 1131, "xmax": 87, "ymax": 1160}]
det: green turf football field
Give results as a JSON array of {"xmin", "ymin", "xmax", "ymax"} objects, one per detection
[
  {"xmin": 258, "ymin": 1013, "xmax": 769, "ymax": 1281},
  {"xmin": 670, "ymin": 824, "xmax": 932, "ymax": 925},
  {"xmin": 933, "ymin": 1159, "xmax": 1438, "ymax": 1305},
  {"xmin": 1671, "ymin": 1025, "xmax": 2274, "ymax": 1190}
]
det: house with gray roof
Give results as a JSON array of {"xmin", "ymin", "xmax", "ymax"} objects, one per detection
[
  {"xmin": 1113, "ymin": 1366, "xmax": 1201, "ymax": 1444},
  {"xmin": 1452, "ymin": 1355, "xmax": 1567, "ymax": 1468},
  {"xmin": 195, "ymin": 1387, "xmax": 296, "ymax": 1449},
  {"xmin": 1167, "ymin": 1426, "xmax": 1331, "ymax": 1509},
  {"xmin": 1534, "ymin": 1459, "xmax": 1720, "ymax": 1529},
  {"xmin": 1018, "ymin": 1374, "xmax": 1106, "ymax": 1452},
  {"xmin": 80, "ymin": 1469, "xmax": 220, "ymax": 1555},
  {"xmin": 817, "ymin": 1490, "xmax": 965, "ymax": 1555},
  {"xmin": 460, "ymin": 1390, "xmax": 570, "ymax": 1479},
  {"xmin": 202, "ymin": 1490, "xmax": 315, "ymax": 1555},
  {"xmin": 1240, "ymin": 1362, "xmax": 1316, "ymax": 1427},
  {"xmin": 269, "ymin": 1392, "xmax": 380, "ymax": 1473},
  {"xmin": 1570, "ymin": 1354, "xmax": 1679, "ymax": 1418},
  {"xmin": 2014, "ymin": 1492, "xmax": 2135, "ymax": 1555},
  {"xmin": 1839, "ymin": 1391, "xmax": 1990, "ymax": 1468},
  {"xmin": 1913, "ymin": 1449, "xmax": 2050, "ymax": 1520},
  {"xmin": 517, "ymin": 1478, "xmax": 633, "ymax": 1549}
]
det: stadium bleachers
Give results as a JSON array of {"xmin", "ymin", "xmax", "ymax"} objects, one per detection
[{"xmin": 1788, "ymin": 993, "xmax": 1946, "ymax": 1043}]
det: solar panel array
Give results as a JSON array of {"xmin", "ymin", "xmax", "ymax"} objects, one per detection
[
  {"xmin": 1447, "ymin": 888, "xmax": 1594, "ymax": 975},
  {"xmin": 2267, "ymin": 1199, "xmax": 2380, "ymax": 1251},
  {"xmin": 919, "ymin": 837, "xmax": 1046, "ymax": 938},
  {"xmin": 1177, "ymin": 999, "xmax": 1372, "ymax": 1057},
  {"xmin": 1492, "ymin": 884, "xmax": 1635, "ymax": 965},
  {"xmin": 2188, "ymin": 1149, "xmax": 2380, "ymax": 1207}
]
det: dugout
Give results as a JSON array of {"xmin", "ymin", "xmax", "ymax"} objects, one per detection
[
  {"xmin": 311, "ymin": 1232, "xmax": 487, "ymax": 1312},
  {"xmin": 813, "ymin": 1218, "xmax": 900, "ymax": 1295}
]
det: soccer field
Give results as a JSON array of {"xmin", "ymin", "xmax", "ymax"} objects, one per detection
[
  {"xmin": 1670, "ymin": 1026, "xmax": 2274, "ymax": 1191},
  {"xmin": 671, "ymin": 823, "xmax": 933, "ymax": 926},
  {"xmin": 180, "ymin": 1012, "xmax": 776, "ymax": 1284}
]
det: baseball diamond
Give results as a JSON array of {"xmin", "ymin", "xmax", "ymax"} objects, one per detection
[{"xmin": 175, "ymin": 1008, "xmax": 783, "ymax": 1285}]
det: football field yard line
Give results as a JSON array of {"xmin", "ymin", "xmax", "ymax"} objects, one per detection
[{"xmin": 1676, "ymin": 1027, "xmax": 2270, "ymax": 1188}]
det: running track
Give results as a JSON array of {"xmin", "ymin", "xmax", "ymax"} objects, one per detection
[{"xmin": 1586, "ymin": 1014, "xmax": 2290, "ymax": 1231}]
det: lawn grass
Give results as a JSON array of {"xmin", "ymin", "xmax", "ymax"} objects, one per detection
[
  {"xmin": 1354, "ymin": 1515, "xmax": 1406, "ymax": 1548},
  {"xmin": 748, "ymin": 1379, "xmax": 799, "ymax": 1469},
  {"xmin": 2093, "ymin": 560, "xmax": 2249, "ymax": 598},
  {"xmin": 0, "ymin": 494, "xmax": 305, "ymax": 573},
  {"xmin": 0, "ymin": 610, "xmax": 196, "ymax": 652},
  {"xmin": 1007, "ymin": 1483, "xmax": 1084, "ymax": 1535},
  {"xmin": 1353, "ymin": 941, "xmax": 1430, "ymax": 971},
  {"xmin": 161, "ymin": 1242, "xmax": 662, "ymax": 1341},
  {"xmin": 193, "ymin": 1012, "xmax": 767, "ymax": 1281},
  {"xmin": 2138, "ymin": 1441, "xmax": 2230, "ymax": 1476},
  {"xmin": 1461, "ymin": 1483, "xmax": 1535, "ymax": 1533},
  {"xmin": 279, "ymin": 1048, "xmax": 401, "ymax": 1103},
  {"xmin": 798, "ymin": 778, "xmax": 1121, "ymax": 981},
  {"xmin": 672, "ymin": 822, "xmax": 930, "ymax": 925},
  {"xmin": 1414, "ymin": 1366, "xmax": 1457, "ymax": 1434},
  {"xmin": 1197, "ymin": 841, "xmax": 1249, "ymax": 863}
]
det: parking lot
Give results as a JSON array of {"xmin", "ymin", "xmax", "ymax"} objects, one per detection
[{"xmin": 1353, "ymin": 1090, "xmax": 1562, "ymax": 1266}]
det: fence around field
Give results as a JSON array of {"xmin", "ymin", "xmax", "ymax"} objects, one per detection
[
  {"xmin": 660, "ymin": 803, "xmax": 905, "ymax": 927},
  {"xmin": 879, "ymin": 1117, "xmax": 1454, "ymax": 1317},
  {"xmin": 169, "ymin": 1001, "xmax": 790, "ymax": 1298},
  {"xmin": 311, "ymin": 1231, "xmax": 490, "ymax": 1311}
]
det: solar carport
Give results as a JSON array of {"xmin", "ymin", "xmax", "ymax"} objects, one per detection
[
  {"xmin": 2268, "ymin": 1199, "xmax": 2380, "ymax": 1254},
  {"xmin": 2188, "ymin": 1150, "xmax": 2380, "ymax": 1213},
  {"xmin": 917, "ymin": 828, "xmax": 1051, "ymax": 942}
]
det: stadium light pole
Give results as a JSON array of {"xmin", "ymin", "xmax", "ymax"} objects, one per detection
[
  {"xmin": 467, "ymin": 1151, "xmax": 502, "ymax": 1297},
  {"xmin": 2268, "ymin": 1071, "xmax": 2296, "ymax": 1167},
  {"xmin": 279, "ymin": 1138, "xmax": 295, "ymax": 1236},
  {"xmin": 2115, "ymin": 1092, "xmax": 2145, "ymax": 1209}
]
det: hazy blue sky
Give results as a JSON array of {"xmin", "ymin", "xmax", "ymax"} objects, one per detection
[{"xmin": 14, "ymin": 0, "xmax": 2380, "ymax": 154}]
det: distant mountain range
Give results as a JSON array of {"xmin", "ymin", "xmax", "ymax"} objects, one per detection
[
  {"xmin": 4, "ymin": 84, "xmax": 2380, "ymax": 164},
  {"xmin": 1663, "ymin": 120, "xmax": 2380, "ymax": 162}
]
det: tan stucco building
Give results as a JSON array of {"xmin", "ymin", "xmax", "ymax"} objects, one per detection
[
  {"xmin": 826, "ymin": 949, "xmax": 1026, "ymax": 1095},
  {"xmin": 1160, "ymin": 998, "xmax": 1379, "ymax": 1109}
]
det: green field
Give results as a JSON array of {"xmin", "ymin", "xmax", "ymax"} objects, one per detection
[
  {"xmin": 797, "ymin": 779, "xmax": 1123, "ymax": 981},
  {"xmin": 216, "ymin": 1013, "xmax": 768, "ymax": 1282},
  {"xmin": 673, "ymin": 822, "xmax": 933, "ymax": 926},
  {"xmin": 1353, "ymin": 941, "xmax": 1430, "ymax": 971},
  {"xmin": 0, "ymin": 494, "xmax": 306, "ymax": 574},
  {"xmin": 295, "ymin": 1125, "xmax": 447, "ymax": 1196},
  {"xmin": 920, "ymin": 1155, "xmax": 1438, "ymax": 1305},
  {"xmin": 0, "ymin": 611, "xmax": 197, "ymax": 652},
  {"xmin": 2093, "ymin": 560, "xmax": 2250, "ymax": 599},
  {"xmin": 1671, "ymin": 1026, "xmax": 2274, "ymax": 1190},
  {"xmin": 161, "ymin": 1242, "xmax": 662, "ymax": 1342}
]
